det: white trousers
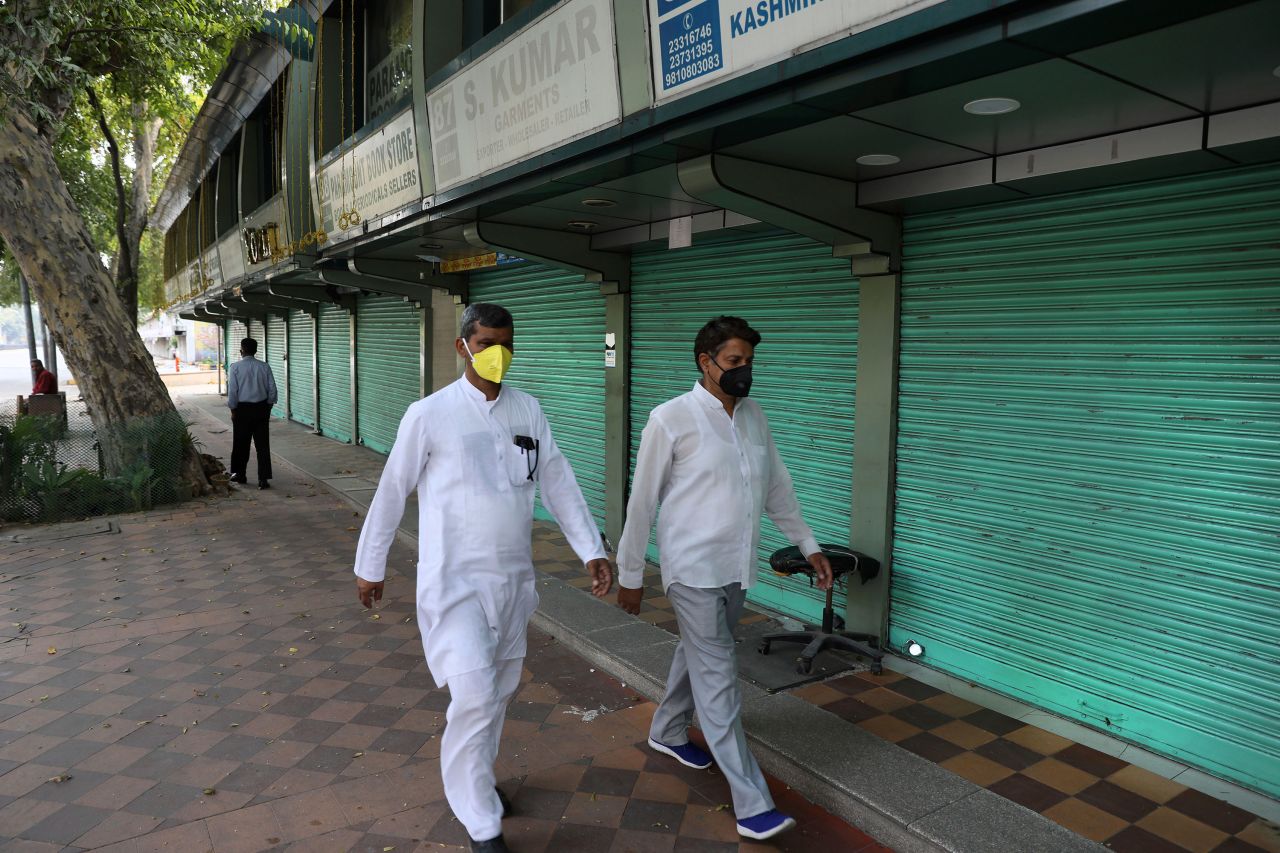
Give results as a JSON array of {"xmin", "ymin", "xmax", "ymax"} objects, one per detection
[{"xmin": 442, "ymin": 657, "xmax": 523, "ymax": 841}]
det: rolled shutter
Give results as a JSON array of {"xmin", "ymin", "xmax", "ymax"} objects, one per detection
[
  {"xmin": 317, "ymin": 303, "xmax": 353, "ymax": 443},
  {"xmin": 287, "ymin": 309, "xmax": 315, "ymax": 427},
  {"xmin": 889, "ymin": 164, "xmax": 1280, "ymax": 797},
  {"xmin": 225, "ymin": 319, "xmax": 247, "ymax": 375},
  {"xmin": 356, "ymin": 295, "xmax": 422, "ymax": 454},
  {"xmin": 631, "ymin": 231, "xmax": 858, "ymax": 624},
  {"xmin": 469, "ymin": 264, "xmax": 607, "ymax": 527},
  {"xmin": 265, "ymin": 313, "xmax": 287, "ymax": 419}
]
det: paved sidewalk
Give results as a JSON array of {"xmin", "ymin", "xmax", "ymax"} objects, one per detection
[
  {"xmin": 0, "ymin": 404, "xmax": 884, "ymax": 851},
  {"xmin": 169, "ymin": 391, "xmax": 1117, "ymax": 853}
]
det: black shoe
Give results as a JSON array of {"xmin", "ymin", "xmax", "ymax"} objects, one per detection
[
  {"xmin": 496, "ymin": 786, "xmax": 512, "ymax": 818},
  {"xmin": 258, "ymin": 481, "xmax": 270, "ymax": 490},
  {"xmin": 469, "ymin": 835, "xmax": 510, "ymax": 853},
  {"xmin": 231, "ymin": 474, "xmax": 247, "ymax": 485}
]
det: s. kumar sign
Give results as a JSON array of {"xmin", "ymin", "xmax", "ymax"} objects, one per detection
[
  {"xmin": 651, "ymin": 0, "xmax": 943, "ymax": 101},
  {"xmin": 428, "ymin": 0, "xmax": 621, "ymax": 192}
]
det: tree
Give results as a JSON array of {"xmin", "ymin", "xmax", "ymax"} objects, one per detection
[{"xmin": 0, "ymin": 0, "xmax": 266, "ymax": 489}]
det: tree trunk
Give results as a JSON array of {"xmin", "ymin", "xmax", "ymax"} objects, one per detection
[{"xmin": 0, "ymin": 103, "xmax": 210, "ymax": 496}]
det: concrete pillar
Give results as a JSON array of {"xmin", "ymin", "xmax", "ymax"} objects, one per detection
[{"xmin": 602, "ymin": 284, "xmax": 630, "ymax": 547}]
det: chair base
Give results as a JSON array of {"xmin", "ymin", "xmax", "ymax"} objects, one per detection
[{"xmin": 758, "ymin": 626, "xmax": 883, "ymax": 675}]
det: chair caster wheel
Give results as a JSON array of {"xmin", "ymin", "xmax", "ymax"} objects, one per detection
[
  {"xmin": 795, "ymin": 658, "xmax": 812, "ymax": 675},
  {"xmin": 757, "ymin": 642, "xmax": 771, "ymax": 655}
]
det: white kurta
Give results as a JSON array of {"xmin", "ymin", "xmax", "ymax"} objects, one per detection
[
  {"xmin": 354, "ymin": 377, "xmax": 605, "ymax": 686},
  {"xmin": 616, "ymin": 382, "xmax": 820, "ymax": 591}
]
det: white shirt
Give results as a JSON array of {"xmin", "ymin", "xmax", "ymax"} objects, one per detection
[
  {"xmin": 617, "ymin": 382, "xmax": 820, "ymax": 591},
  {"xmin": 226, "ymin": 355, "xmax": 277, "ymax": 408},
  {"xmin": 353, "ymin": 377, "xmax": 605, "ymax": 685}
]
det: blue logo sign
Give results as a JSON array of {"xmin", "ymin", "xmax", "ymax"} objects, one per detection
[{"xmin": 657, "ymin": 0, "xmax": 723, "ymax": 92}]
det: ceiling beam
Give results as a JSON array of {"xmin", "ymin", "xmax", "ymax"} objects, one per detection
[{"xmin": 464, "ymin": 221, "xmax": 630, "ymax": 291}]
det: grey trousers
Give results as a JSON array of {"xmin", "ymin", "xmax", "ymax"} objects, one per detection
[{"xmin": 650, "ymin": 582, "xmax": 773, "ymax": 819}]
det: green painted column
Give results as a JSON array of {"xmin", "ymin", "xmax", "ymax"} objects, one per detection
[
  {"xmin": 847, "ymin": 274, "xmax": 900, "ymax": 637},
  {"xmin": 602, "ymin": 283, "xmax": 630, "ymax": 548}
]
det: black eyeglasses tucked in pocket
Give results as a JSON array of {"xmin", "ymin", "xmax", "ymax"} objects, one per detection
[{"xmin": 513, "ymin": 435, "xmax": 539, "ymax": 481}]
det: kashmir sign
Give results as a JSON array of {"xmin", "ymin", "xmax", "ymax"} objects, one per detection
[
  {"xmin": 317, "ymin": 106, "xmax": 422, "ymax": 237},
  {"xmin": 650, "ymin": 0, "xmax": 943, "ymax": 101},
  {"xmin": 427, "ymin": 0, "xmax": 621, "ymax": 192}
]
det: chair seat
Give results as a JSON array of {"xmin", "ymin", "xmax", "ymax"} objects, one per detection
[{"xmin": 769, "ymin": 544, "xmax": 880, "ymax": 585}]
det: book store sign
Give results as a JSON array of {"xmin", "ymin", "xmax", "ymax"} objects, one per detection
[
  {"xmin": 649, "ymin": 0, "xmax": 942, "ymax": 102},
  {"xmin": 317, "ymin": 107, "xmax": 423, "ymax": 237},
  {"xmin": 427, "ymin": 0, "xmax": 621, "ymax": 191}
]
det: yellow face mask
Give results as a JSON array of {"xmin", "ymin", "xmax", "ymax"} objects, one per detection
[{"xmin": 463, "ymin": 340, "xmax": 513, "ymax": 383}]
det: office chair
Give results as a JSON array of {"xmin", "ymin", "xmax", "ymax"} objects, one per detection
[{"xmin": 758, "ymin": 544, "xmax": 884, "ymax": 675}]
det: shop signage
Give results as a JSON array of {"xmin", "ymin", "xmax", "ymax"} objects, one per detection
[
  {"xmin": 242, "ymin": 196, "xmax": 288, "ymax": 272},
  {"xmin": 367, "ymin": 43, "xmax": 413, "ymax": 122},
  {"xmin": 217, "ymin": 231, "xmax": 246, "ymax": 284},
  {"xmin": 427, "ymin": 0, "xmax": 622, "ymax": 191},
  {"xmin": 439, "ymin": 252, "xmax": 522, "ymax": 274},
  {"xmin": 317, "ymin": 107, "xmax": 422, "ymax": 238},
  {"xmin": 650, "ymin": 0, "xmax": 941, "ymax": 101}
]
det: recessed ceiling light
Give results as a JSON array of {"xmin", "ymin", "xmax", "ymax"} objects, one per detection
[
  {"xmin": 418, "ymin": 242, "xmax": 442, "ymax": 250},
  {"xmin": 581, "ymin": 198, "xmax": 616, "ymax": 208},
  {"xmin": 964, "ymin": 97, "xmax": 1021, "ymax": 115},
  {"xmin": 856, "ymin": 153, "xmax": 900, "ymax": 166},
  {"xmin": 567, "ymin": 220, "xmax": 597, "ymax": 231},
  {"xmin": 1273, "ymin": 64, "xmax": 1280, "ymax": 78}
]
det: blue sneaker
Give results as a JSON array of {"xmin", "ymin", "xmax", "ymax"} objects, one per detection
[
  {"xmin": 736, "ymin": 809, "xmax": 796, "ymax": 840},
  {"xmin": 647, "ymin": 737, "xmax": 713, "ymax": 769}
]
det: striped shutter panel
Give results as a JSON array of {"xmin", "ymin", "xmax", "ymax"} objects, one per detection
[
  {"xmin": 265, "ymin": 313, "xmax": 287, "ymax": 419},
  {"xmin": 317, "ymin": 303, "xmax": 353, "ymax": 443},
  {"xmin": 889, "ymin": 164, "xmax": 1280, "ymax": 798},
  {"xmin": 225, "ymin": 319, "xmax": 246, "ymax": 375},
  {"xmin": 630, "ymin": 231, "xmax": 858, "ymax": 624},
  {"xmin": 287, "ymin": 309, "xmax": 315, "ymax": 427},
  {"xmin": 356, "ymin": 295, "xmax": 422, "ymax": 454},
  {"xmin": 469, "ymin": 263, "xmax": 607, "ymax": 527}
]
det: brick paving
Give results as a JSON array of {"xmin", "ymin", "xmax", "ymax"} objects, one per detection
[{"xmin": 0, "ymin": 424, "xmax": 887, "ymax": 852}]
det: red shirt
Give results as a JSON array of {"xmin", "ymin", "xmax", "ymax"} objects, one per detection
[{"xmin": 32, "ymin": 369, "xmax": 56, "ymax": 395}]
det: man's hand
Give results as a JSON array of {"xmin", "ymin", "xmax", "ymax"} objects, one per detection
[
  {"xmin": 586, "ymin": 558, "xmax": 613, "ymax": 598},
  {"xmin": 356, "ymin": 577, "xmax": 384, "ymax": 609},
  {"xmin": 807, "ymin": 552, "xmax": 834, "ymax": 591},
  {"xmin": 617, "ymin": 585, "xmax": 643, "ymax": 615},
  {"xmin": 230, "ymin": 408, "xmax": 236, "ymax": 421}
]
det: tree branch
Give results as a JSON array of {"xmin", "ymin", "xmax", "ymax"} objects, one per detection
[{"xmin": 86, "ymin": 86, "xmax": 132, "ymax": 291}]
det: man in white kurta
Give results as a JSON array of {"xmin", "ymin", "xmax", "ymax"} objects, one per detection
[
  {"xmin": 353, "ymin": 303, "xmax": 611, "ymax": 853},
  {"xmin": 615, "ymin": 315, "xmax": 832, "ymax": 842}
]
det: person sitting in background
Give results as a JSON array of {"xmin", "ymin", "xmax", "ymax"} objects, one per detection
[{"xmin": 30, "ymin": 360, "xmax": 55, "ymax": 395}]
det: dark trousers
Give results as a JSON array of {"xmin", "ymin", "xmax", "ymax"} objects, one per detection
[{"xmin": 230, "ymin": 401, "xmax": 273, "ymax": 482}]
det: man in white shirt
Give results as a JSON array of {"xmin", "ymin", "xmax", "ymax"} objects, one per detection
[
  {"xmin": 353, "ymin": 303, "xmax": 613, "ymax": 853},
  {"xmin": 226, "ymin": 337, "xmax": 278, "ymax": 489},
  {"xmin": 615, "ymin": 315, "xmax": 832, "ymax": 842}
]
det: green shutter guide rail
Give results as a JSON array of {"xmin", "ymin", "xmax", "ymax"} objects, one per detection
[
  {"xmin": 890, "ymin": 163, "xmax": 1280, "ymax": 798},
  {"xmin": 630, "ymin": 231, "xmax": 858, "ymax": 625},
  {"xmin": 287, "ymin": 309, "xmax": 316, "ymax": 427},
  {"xmin": 265, "ymin": 314, "xmax": 287, "ymax": 419},
  {"xmin": 317, "ymin": 304, "xmax": 352, "ymax": 443},
  {"xmin": 356, "ymin": 296, "xmax": 421, "ymax": 454},
  {"xmin": 469, "ymin": 263, "xmax": 607, "ymax": 528}
]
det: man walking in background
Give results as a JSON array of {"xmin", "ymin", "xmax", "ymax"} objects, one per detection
[{"xmin": 227, "ymin": 337, "xmax": 277, "ymax": 489}]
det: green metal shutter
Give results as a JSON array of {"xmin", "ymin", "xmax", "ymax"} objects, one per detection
[
  {"xmin": 287, "ymin": 309, "xmax": 315, "ymax": 427},
  {"xmin": 631, "ymin": 231, "xmax": 858, "ymax": 624},
  {"xmin": 356, "ymin": 295, "xmax": 422, "ymax": 454},
  {"xmin": 889, "ymin": 164, "xmax": 1280, "ymax": 798},
  {"xmin": 469, "ymin": 263, "xmax": 607, "ymax": 527},
  {"xmin": 317, "ymin": 303, "xmax": 353, "ymax": 443},
  {"xmin": 265, "ymin": 313, "xmax": 287, "ymax": 419}
]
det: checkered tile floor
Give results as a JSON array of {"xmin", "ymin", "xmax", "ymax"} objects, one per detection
[
  {"xmin": 0, "ymin": 419, "xmax": 886, "ymax": 852},
  {"xmin": 532, "ymin": 528, "xmax": 1280, "ymax": 853}
]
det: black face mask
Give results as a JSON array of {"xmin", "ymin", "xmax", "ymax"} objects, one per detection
[{"xmin": 711, "ymin": 358, "xmax": 753, "ymax": 398}]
